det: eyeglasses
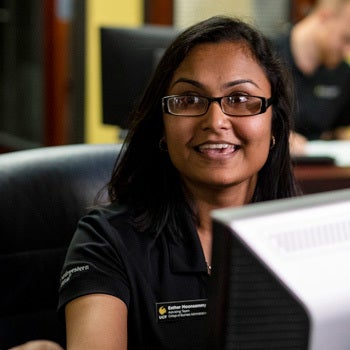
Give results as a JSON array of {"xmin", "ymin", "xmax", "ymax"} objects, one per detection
[{"xmin": 162, "ymin": 94, "xmax": 273, "ymax": 117}]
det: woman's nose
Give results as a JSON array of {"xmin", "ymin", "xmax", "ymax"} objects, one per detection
[{"xmin": 200, "ymin": 101, "xmax": 231, "ymax": 131}]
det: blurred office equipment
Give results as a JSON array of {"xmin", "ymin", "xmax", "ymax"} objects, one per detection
[
  {"xmin": 0, "ymin": 0, "xmax": 75, "ymax": 151},
  {"xmin": 0, "ymin": 0, "xmax": 45, "ymax": 150},
  {"xmin": 100, "ymin": 25, "xmax": 177, "ymax": 131},
  {"xmin": 208, "ymin": 188, "xmax": 350, "ymax": 350},
  {"xmin": 294, "ymin": 163, "xmax": 350, "ymax": 194},
  {"xmin": 0, "ymin": 143, "xmax": 120, "ymax": 349},
  {"xmin": 292, "ymin": 140, "xmax": 350, "ymax": 194}
]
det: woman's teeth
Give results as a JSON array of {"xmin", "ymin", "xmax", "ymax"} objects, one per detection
[{"xmin": 197, "ymin": 143, "xmax": 238, "ymax": 153}]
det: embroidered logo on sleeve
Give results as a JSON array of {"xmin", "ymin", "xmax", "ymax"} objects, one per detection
[
  {"xmin": 156, "ymin": 299, "xmax": 207, "ymax": 322},
  {"xmin": 60, "ymin": 264, "xmax": 90, "ymax": 288}
]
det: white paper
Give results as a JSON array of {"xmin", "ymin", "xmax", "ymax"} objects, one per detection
[{"xmin": 305, "ymin": 140, "xmax": 350, "ymax": 166}]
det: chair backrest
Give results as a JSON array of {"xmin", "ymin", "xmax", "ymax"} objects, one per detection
[{"xmin": 0, "ymin": 143, "xmax": 121, "ymax": 349}]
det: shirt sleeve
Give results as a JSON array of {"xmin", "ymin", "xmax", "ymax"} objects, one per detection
[{"xmin": 58, "ymin": 209, "xmax": 131, "ymax": 313}]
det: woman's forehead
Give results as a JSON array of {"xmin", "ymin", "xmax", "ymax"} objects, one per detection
[{"xmin": 169, "ymin": 42, "xmax": 269, "ymax": 92}]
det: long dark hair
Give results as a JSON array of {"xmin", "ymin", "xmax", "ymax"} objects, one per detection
[{"xmin": 108, "ymin": 16, "xmax": 301, "ymax": 236}]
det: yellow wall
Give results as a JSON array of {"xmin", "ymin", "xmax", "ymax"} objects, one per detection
[{"xmin": 85, "ymin": 0, "xmax": 143, "ymax": 143}]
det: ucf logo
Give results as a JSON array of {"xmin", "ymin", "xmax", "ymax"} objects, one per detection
[{"xmin": 158, "ymin": 306, "xmax": 167, "ymax": 319}]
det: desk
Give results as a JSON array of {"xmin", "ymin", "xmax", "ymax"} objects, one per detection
[{"xmin": 294, "ymin": 165, "xmax": 350, "ymax": 194}]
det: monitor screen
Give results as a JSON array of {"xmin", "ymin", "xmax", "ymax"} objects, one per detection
[
  {"xmin": 100, "ymin": 25, "xmax": 178, "ymax": 130},
  {"xmin": 208, "ymin": 188, "xmax": 350, "ymax": 350}
]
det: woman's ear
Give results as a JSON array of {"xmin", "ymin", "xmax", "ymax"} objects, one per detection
[{"xmin": 159, "ymin": 136, "xmax": 168, "ymax": 152}]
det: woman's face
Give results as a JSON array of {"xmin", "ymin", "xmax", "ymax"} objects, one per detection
[{"xmin": 163, "ymin": 41, "xmax": 273, "ymax": 196}]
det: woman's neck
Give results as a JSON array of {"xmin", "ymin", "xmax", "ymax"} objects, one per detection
[
  {"xmin": 190, "ymin": 182, "xmax": 256, "ymax": 266},
  {"xmin": 190, "ymin": 179, "xmax": 256, "ymax": 220}
]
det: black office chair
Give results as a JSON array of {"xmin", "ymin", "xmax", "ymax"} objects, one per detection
[{"xmin": 0, "ymin": 143, "xmax": 121, "ymax": 349}]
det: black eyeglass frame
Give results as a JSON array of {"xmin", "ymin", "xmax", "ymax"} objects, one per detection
[{"xmin": 162, "ymin": 95, "xmax": 273, "ymax": 117}]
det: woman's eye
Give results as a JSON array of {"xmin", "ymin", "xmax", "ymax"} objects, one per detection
[
  {"xmin": 182, "ymin": 96, "xmax": 199, "ymax": 105},
  {"xmin": 228, "ymin": 95, "xmax": 249, "ymax": 104}
]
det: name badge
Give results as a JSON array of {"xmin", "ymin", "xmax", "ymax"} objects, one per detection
[{"xmin": 156, "ymin": 299, "xmax": 207, "ymax": 322}]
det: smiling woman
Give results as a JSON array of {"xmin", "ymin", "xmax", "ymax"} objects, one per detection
[
  {"xmin": 163, "ymin": 41, "xmax": 273, "ymax": 200},
  {"xmin": 58, "ymin": 16, "xmax": 301, "ymax": 350}
]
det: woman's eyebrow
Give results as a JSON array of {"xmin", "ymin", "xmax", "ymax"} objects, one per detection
[
  {"xmin": 170, "ymin": 78, "xmax": 260, "ymax": 89},
  {"xmin": 223, "ymin": 79, "xmax": 259, "ymax": 89},
  {"xmin": 170, "ymin": 78, "xmax": 203, "ymax": 89}
]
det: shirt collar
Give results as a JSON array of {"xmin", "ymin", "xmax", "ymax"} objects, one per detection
[{"xmin": 168, "ymin": 221, "xmax": 207, "ymax": 274}]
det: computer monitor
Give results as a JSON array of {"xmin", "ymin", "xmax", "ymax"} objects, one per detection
[
  {"xmin": 208, "ymin": 188, "xmax": 350, "ymax": 350},
  {"xmin": 100, "ymin": 25, "xmax": 178, "ymax": 130}
]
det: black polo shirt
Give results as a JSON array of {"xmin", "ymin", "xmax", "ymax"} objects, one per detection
[
  {"xmin": 58, "ymin": 203, "xmax": 210, "ymax": 349},
  {"xmin": 272, "ymin": 32, "xmax": 350, "ymax": 139}
]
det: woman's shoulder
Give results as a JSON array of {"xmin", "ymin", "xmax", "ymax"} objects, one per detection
[
  {"xmin": 76, "ymin": 202, "xmax": 160, "ymax": 246},
  {"xmin": 81, "ymin": 202, "xmax": 137, "ymax": 230},
  {"xmin": 88, "ymin": 202, "xmax": 128, "ymax": 217}
]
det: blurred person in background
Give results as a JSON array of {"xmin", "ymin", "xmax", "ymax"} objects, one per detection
[{"xmin": 272, "ymin": 0, "xmax": 350, "ymax": 155}]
